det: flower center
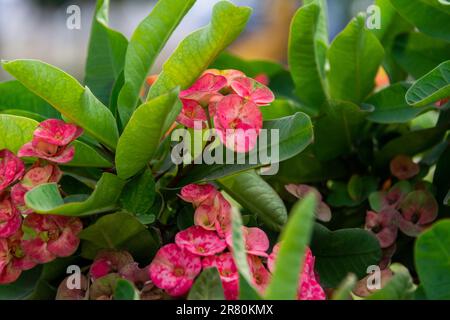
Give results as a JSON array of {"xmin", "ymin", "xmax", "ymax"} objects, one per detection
[
  {"xmin": 174, "ymin": 267, "xmax": 185, "ymax": 277},
  {"xmin": 372, "ymin": 225, "xmax": 382, "ymax": 234},
  {"xmin": 410, "ymin": 212, "xmax": 420, "ymax": 224}
]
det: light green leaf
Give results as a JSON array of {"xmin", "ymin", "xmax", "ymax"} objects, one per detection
[
  {"xmin": 2, "ymin": 59, "xmax": 119, "ymax": 150},
  {"xmin": 188, "ymin": 267, "xmax": 225, "ymax": 300},
  {"xmin": 117, "ymin": 0, "xmax": 195, "ymax": 125},
  {"xmin": 114, "ymin": 279, "xmax": 140, "ymax": 300},
  {"xmin": 0, "ymin": 80, "xmax": 59, "ymax": 118},
  {"xmin": 310, "ymin": 224, "xmax": 382, "ymax": 288},
  {"xmin": 328, "ymin": 14, "xmax": 384, "ymax": 103},
  {"xmin": 415, "ymin": 219, "xmax": 450, "ymax": 300},
  {"xmin": 331, "ymin": 273, "xmax": 357, "ymax": 300},
  {"xmin": 25, "ymin": 173, "xmax": 125, "ymax": 216},
  {"xmin": 120, "ymin": 168, "xmax": 156, "ymax": 215},
  {"xmin": 147, "ymin": 1, "xmax": 252, "ymax": 99},
  {"xmin": 115, "ymin": 89, "xmax": 181, "ymax": 179},
  {"xmin": 289, "ymin": 1, "xmax": 328, "ymax": 109},
  {"xmin": 219, "ymin": 170, "xmax": 287, "ymax": 231},
  {"xmin": 265, "ymin": 194, "xmax": 316, "ymax": 300},
  {"xmin": 178, "ymin": 112, "xmax": 313, "ymax": 185},
  {"xmin": 68, "ymin": 141, "xmax": 113, "ymax": 168},
  {"xmin": 366, "ymin": 83, "xmax": 431, "ymax": 123},
  {"xmin": 365, "ymin": 264, "xmax": 415, "ymax": 300},
  {"xmin": 406, "ymin": 60, "xmax": 450, "ymax": 107},
  {"xmin": 84, "ymin": 0, "xmax": 128, "ymax": 106},
  {"xmin": 0, "ymin": 114, "xmax": 37, "ymax": 153},
  {"xmin": 390, "ymin": 0, "xmax": 450, "ymax": 42}
]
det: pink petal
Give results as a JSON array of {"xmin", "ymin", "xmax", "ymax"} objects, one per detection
[
  {"xmin": 180, "ymin": 73, "xmax": 227, "ymax": 104},
  {"xmin": 194, "ymin": 204, "xmax": 218, "ymax": 230},
  {"xmin": 176, "ymin": 99, "xmax": 208, "ymax": 128},
  {"xmin": 22, "ymin": 237, "xmax": 55, "ymax": 263},
  {"xmin": 390, "ymin": 155, "xmax": 420, "ymax": 180},
  {"xmin": 248, "ymin": 255, "xmax": 271, "ymax": 294},
  {"xmin": 226, "ymin": 227, "xmax": 269, "ymax": 257},
  {"xmin": 47, "ymin": 226, "xmax": 81, "ymax": 258},
  {"xmin": 202, "ymin": 252, "xmax": 238, "ymax": 282},
  {"xmin": 175, "ymin": 226, "xmax": 226, "ymax": 256},
  {"xmin": 179, "ymin": 183, "xmax": 217, "ymax": 207},
  {"xmin": 21, "ymin": 163, "xmax": 61, "ymax": 189},
  {"xmin": 231, "ymin": 77, "xmax": 274, "ymax": 105},
  {"xmin": 0, "ymin": 197, "xmax": 22, "ymax": 238},
  {"xmin": 33, "ymin": 119, "xmax": 83, "ymax": 146},
  {"xmin": 222, "ymin": 279, "xmax": 239, "ymax": 300},
  {"xmin": 0, "ymin": 149, "xmax": 25, "ymax": 192},
  {"xmin": 254, "ymin": 73, "xmax": 270, "ymax": 86}
]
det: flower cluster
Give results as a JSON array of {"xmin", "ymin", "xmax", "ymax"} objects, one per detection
[
  {"xmin": 149, "ymin": 183, "xmax": 325, "ymax": 300},
  {"xmin": 0, "ymin": 119, "xmax": 83, "ymax": 284},
  {"xmin": 365, "ymin": 155, "xmax": 438, "ymax": 268},
  {"xmin": 176, "ymin": 69, "xmax": 275, "ymax": 153}
]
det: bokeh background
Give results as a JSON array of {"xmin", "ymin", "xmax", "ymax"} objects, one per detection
[{"xmin": 0, "ymin": 0, "xmax": 373, "ymax": 81}]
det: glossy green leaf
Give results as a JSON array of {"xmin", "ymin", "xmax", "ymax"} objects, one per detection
[
  {"xmin": 310, "ymin": 224, "xmax": 382, "ymax": 288},
  {"xmin": 114, "ymin": 279, "xmax": 139, "ymax": 300},
  {"xmin": 366, "ymin": 83, "xmax": 431, "ymax": 123},
  {"xmin": 68, "ymin": 141, "xmax": 113, "ymax": 168},
  {"xmin": 116, "ymin": 89, "xmax": 181, "ymax": 179},
  {"xmin": 372, "ymin": 0, "xmax": 412, "ymax": 45},
  {"xmin": 289, "ymin": 1, "xmax": 328, "ymax": 109},
  {"xmin": 188, "ymin": 267, "xmax": 225, "ymax": 300},
  {"xmin": 415, "ymin": 219, "xmax": 450, "ymax": 300},
  {"xmin": 406, "ymin": 60, "xmax": 450, "ymax": 107},
  {"xmin": 219, "ymin": 170, "xmax": 287, "ymax": 231},
  {"xmin": 25, "ymin": 173, "xmax": 125, "ymax": 216},
  {"xmin": 117, "ymin": 0, "xmax": 195, "ymax": 125},
  {"xmin": 265, "ymin": 194, "xmax": 316, "ymax": 300},
  {"xmin": 147, "ymin": 1, "xmax": 251, "ymax": 99},
  {"xmin": 84, "ymin": 0, "xmax": 128, "ymax": 106},
  {"xmin": 0, "ymin": 80, "xmax": 59, "ymax": 118},
  {"xmin": 261, "ymin": 99, "xmax": 301, "ymax": 120},
  {"xmin": 0, "ymin": 114, "xmax": 37, "ymax": 153},
  {"xmin": 2, "ymin": 59, "xmax": 119, "ymax": 150},
  {"xmin": 79, "ymin": 212, "xmax": 159, "ymax": 261},
  {"xmin": 120, "ymin": 168, "xmax": 156, "ymax": 215},
  {"xmin": 365, "ymin": 264, "xmax": 415, "ymax": 300},
  {"xmin": 0, "ymin": 266, "xmax": 43, "ymax": 300},
  {"xmin": 328, "ymin": 14, "xmax": 384, "ymax": 103},
  {"xmin": 178, "ymin": 112, "xmax": 313, "ymax": 185},
  {"xmin": 390, "ymin": 0, "xmax": 450, "ymax": 42},
  {"xmin": 0, "ymin": 109, "xmax": 47, "ymax": 122}
]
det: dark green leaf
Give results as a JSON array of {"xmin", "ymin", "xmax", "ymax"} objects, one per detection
[
  {"xmin": 0, "ymin": 266, "xmax": 42, "ymax": 300},
  {"xmin": 114, "ymin": 279, "xmax": 139, "ymax": 300},
  {"xmin": 120, "ymin": 168, "xmax": 156, "ymax": 215},
  {"xmin": 188, "ymin": 267, "xmax": 225, "ymax": 300}
]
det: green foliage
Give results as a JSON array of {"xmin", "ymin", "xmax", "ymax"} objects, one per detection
[
  {"xmin": 114, "ymin": 279, "xmax": 140, "ymax": 300},
  {"xmin": 365, "ymin": 264, "xmax": 415, "ymax": 300},
  {"xmin": 188, "ymin": 268, "xmax": 225, "ymax": 300}
]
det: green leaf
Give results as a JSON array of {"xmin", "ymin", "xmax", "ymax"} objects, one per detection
[
  {"xmin": 328, "ymin": 14, "xmax": 384, "ymax": 103},
  {"xmin": 393, "ymin": 32, "xmax": 450, "ymax": 79},
  {"xmin": 117, "ymin": 0, "xmax": 195, "ymax": 125},
  {"xmin": 0, "ymin": 266, "xmax": 43, "ymax": 300},
  {"xmin": 0, "ymin": 114, "xmax": 37, "ymax": 153},
  {"xmin": 366, "ymin": 83, "xmax": 431, "ymax": 123},
  {"xmin": 178, "ymin": 112, "xmax": 313, "ymax": 184},
  {"xmin": 115, "ymin": 89, "xmax": 181, "ymax": 179},
  {"xmin": 265, "ymin": 194, "xmax": 317, "ymax": 300},
  {"xmin": 347, "ymin": 175, "xmax": 378, "ymax": 203},
  {"xmin": 415, "ymin": 219, "xmax": 450, "ymax": 300},
  {"xmin": 219, "ymin": 170, "xmax": 287, "ymax": 231},
  {"xmin": 120, "ymin": 168, "xmax": 156, "ymax": 215},
  {"xmin": 389, "ymin": 0, "xmax": 450, "ymax": 42},
  {"xmin": 114, "ymin": 279, "xmax": 140, "ymax": 300},
  {"xmin": 289, "ymin": 1, "xmax": 328, "ymax": 109},
  {"xmin": 331, "ymin": 273, "xmax": 357, "ymax": 300},
  {"xmin": 0, "ymin": 80, "xmax": 59, "ymax": 118},
  {"xmin": 406, "ymin": 60, "xmax": 450, "ymax": 107},
  {"xmin": 25, "ymin": 173, "xmax": 125, "ymax": 216},
  {"xmin": 188, "ymin": 267, "xmax": 225, "ymax": 300},
  {"xmin": 261, "ymin": 99, "xmax": 301, "ymax": 120},
  {"xmin": 2, "ymin": 59, "xmax": 119, "ymax": 150},
  {"xmin": 372, "ymin": 0, "xmax": 412, "ymax": 45},
  {"xmin": 365, "ymin": 264, "xmax": 415, "ymax": 300},
  {"xmin": 68, "ymin": 141, "xmax": 113, "ymax": 168},
  {"xmin": 313, "ymin": 101, "xmax": 367, "ymax": 161},
  {"xmin": 84, "ymin": 0, "xmax": 128, "ymax": 106},
  {"xmin": 79, "ymin": 212, "xmax": 159, "ymax": 261},
  {"xmin": 434, "ymin": 144, "xmax": 450, "ymax": 205},
  {"xmin": 310, "ymin": 224, "xmax": 382, "ymax": 288},
  {"xmin": 147, "ymin": 1, "xmax": 251, "ymax": 99}
]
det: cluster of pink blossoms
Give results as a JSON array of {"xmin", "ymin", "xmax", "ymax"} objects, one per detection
[
  {"xmin": 149, "ymin": 183, "xmax": 325, "ymax": 300},
  {"xmin": 0, "ymin": 119, "xmax": 83, "ymax": 284},
  {"xmin": 176, "ymin": 69, "xmax": 275, "ymax": 153}
]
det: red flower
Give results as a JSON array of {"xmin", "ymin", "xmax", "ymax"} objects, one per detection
[
  {"xmin": 89, "ymin": 249, "xmax": 134, "ymax": 281},
  {"xmin": 0, "ymin": 149, "xmax": 25, "ymax": 193},
  {"xmin": 176, "ymin": 99, "xmax": 208, "ymax": 129},
  {"xmin": 175, "ymin": 226, "xmax": 227, "ymax": 256},
  {"xmin": 0, "ymin": 195, "xmax": 22, "ymax": 238},
  {"xmin": 365, "ymin": 209, "xmax": 399, "ymax": 248},
  {"xmin": 389, "ymin": 155, "xmax": 420, "ymax": 180},
  {"xmin": 180, "ymin": 72, "xmax": 227, "ymax": 105}
]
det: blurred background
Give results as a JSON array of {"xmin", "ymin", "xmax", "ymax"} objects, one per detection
[{"xmin": 0, "ymin": 0, "xmax": 373, "ymax": 81}]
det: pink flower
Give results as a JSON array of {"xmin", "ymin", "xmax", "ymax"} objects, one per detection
[
  {"xmin": 207, "ymin": 69, "xmax": 245, "ymax": 88},
  {"xmin": 195, "ymin": 192, "xmax": 232, "ymax": 236},
  {"xmin": 226, "ymin": 227, "xmax": 269, "ymax": 257},
  {"xmin": 180, "ymin": 72, "xmax": 227, "ymax": 105},
  {"xmin": 268, "ymin": 244, "xmax": 326, "ymax": 300},
  {"xmin": 0, "ymin": 230, "xmax": 36, "ymax": 284},
  {"xmin": 90, "ymin": 249, "xmax": 134, "ymax": 281},
  {"xmin": 230, "ymin": 77, "xmax": 274, "ymax": 106},
  {"xmin": 285, "ymin": 184, "xmax": 332, "ymax": 222},
  {"xmin": 248, "ymin": 255, "xmax": 271, "ymax": 294},
  {"xmin": 435, "ymin": 97, "xmax": 449, "ymax": 107},
  {"xmin": 222, "ymin": 279, "xmax": 239, "ymax": 300},
  {"xmin": 398, "ymin": 190, "xmax": 438, "ymax": 237},
  {"xmin": 175, "ymin": 226, "xmax": 227, "ymax": 256},
  {"xmin": 18, "ymin": 119, "xmax": 83, "ymax": 164},
  {"xmin": 176, "ymin": 99, "xmax": 208, "ymax": 129},
  {"xmin": 0, "ymin": 195, "xmax": 22, "ymax": 238},
  {"xmin": 214, "ymin": 94, "xmax": 263, "ymax": 153},
  {"xmin": 22, "ymin": 213, "xmax": 83, "ymax": 263},
  {"xmin": 149, "ymin": 244, "xmax": 201, "ymax": 297},
  {"xmin": 202, "ymin": 252, "xmax": 238, "ymax": 283},
  {"xmin": 365, "ymin": 209, "xmax": 399, "ymax": 248},
  {"xmin": 369, "ymin": 181, "xmax": 411, "ymax": 212},
  {"xmin": 254, "ymin": 73, "xmax": 270, "ymax": 86},
  {"xmin": 10, "ymin": 184, "xmax": 32, "ymax": 215},
  {"xmin": 390, "ymin": 155, "xmax": 420, "ymax": 180},
  {"xmin": 179, "ymin": 183, "xmax": 218, "ymax": 207},
  {"xmin": 0, "ymin": 149, "xmax": 25, "ymax": 193}
]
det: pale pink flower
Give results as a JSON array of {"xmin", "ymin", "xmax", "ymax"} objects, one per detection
[
  {"xmin": 0, "ymin": 149, "xmax": 25, "ymax": 193},
  {"xmin": 390, "ymin": 155, "xmax": 420, "ymax": 180},
  {"xmin": 365, "ymin": 209, "xmax": 399, "ymax": 248},
  {"xmin": 254, "ymin": 73, "xmax": 270, "ymax": 86},
  {"xmin": 202, "ymin": 252, "xmax": 238, "ymax": 283},
  {"xmin": 226, "ymin": 227, "xmax": 269, "ymax": 257},
  {"xmin": 369, "ymin": 181, "xmax": 411, "ymax": 212},
  {"xmin": 175, "ymin": 226, "xmax": 227, "ymax": 256},
  {"xmin": 179, "ymin": 183, "xmax": 218, "ymax": 207},
  {"xmin": 195, "ymin": 191, "xmax": 232, "ymax": 236},
  {"xmin": 176, "ymin": 99, "xmax": 208, "ymax": 129},
  {"xmin": 207, "ymin": 69, "xmax": 245, "ymax": 88},
  {"xmin": 22, "ymin": 213, "xmax": 83, "ymax": 263},
  {"xmin": 231, "ymin": 77, "xmax": 274, "ymax": 106},
  {"xmin": 214, "ymin": 94, "xmax": 263, "ymax": 153},
  {"xmin": 398, "ymin": 190, "xmax": 438, "ymax": 236},
  {"xmin": 248, "ymin": 255, "xmax": 271, "ymax": 294},
  {"xmin": 285, "ymin": 184, "xmax": 332, "ymax": 222},
  {"xmin": 180, "ymin": 72, "xmax": 227, "ymax": 105},
  {"xmin": 149, "ymin": 243, "xmax": 201, "ymax": 297},
  {"xmin": 0, "ymin": 195, "xmax": 22, "ymax": 238}
]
